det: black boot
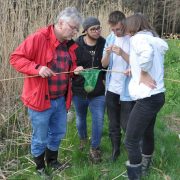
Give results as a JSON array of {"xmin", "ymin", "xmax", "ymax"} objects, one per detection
[
  {"xmin": 33, "ymin": 152, "xmax": 49, "ymax": 178},
  {"xmin": 126, "ymin": 161, "xmax": 141, "ymax": 180},
  {"xmin": 142, "ymin": 154, "xmax": 152, "ymax": 176},
  {"xmin": 34, "ymin": 152, "xmax": 45, "ymax": 171},
  {"xmin": 111, "ymin": 137, "xmax": 120, "ymax": 161},
  {"xmin": 45, "ymin": 148, "xmax": 62, "ymax": 170}
]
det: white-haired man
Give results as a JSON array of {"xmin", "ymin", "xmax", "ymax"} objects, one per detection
[{"xmin": 10, "ymin": 7, "xmax": 82, "ymax": 174}]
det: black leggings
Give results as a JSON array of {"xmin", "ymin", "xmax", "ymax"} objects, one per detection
[{"xmin": 125, "ymin": 93, "xmax": 165, "ymax": 164}]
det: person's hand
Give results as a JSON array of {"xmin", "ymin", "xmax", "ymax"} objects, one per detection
[
  {"xmin": 123, "ymin": 68, "xmax": 131, "ymax": 76},
  {"xmin": 39, "ymin": 66, "xmax": 56, "ymax": 78},
  {"xmin": 105, "ymin": 45, "xmax": 113, "ymax": 55},
  {"xmin": 140, "ymin": 71, "xmax": 156, "ymax": 89},
  {"xmin": 112, "ymin": 45, "xmax": 122, "ymax": 56},
  {"xmin": 74, "ymin": 66, "xmax": 84, "ymax": 75}
]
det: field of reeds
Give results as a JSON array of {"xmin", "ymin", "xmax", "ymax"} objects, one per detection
[
  {"xmin": 0, "ymin": 0, "xmax": 179, "ymax": 179},
  {"xmin": 0, "ymin": 0, "xmax": 132, "ymax": 124}
]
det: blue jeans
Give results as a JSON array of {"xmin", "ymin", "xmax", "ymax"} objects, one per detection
[
  {"xmin": 28, "ymin": 96, "xmax": 67, "ymax": 157},
  {"xmin": 125, "ymin": 93, "xmax": 165, "ymax": 164},
  {"xmin": 73, "ymin": 95, "xmax": 105, "ymax": 148}
]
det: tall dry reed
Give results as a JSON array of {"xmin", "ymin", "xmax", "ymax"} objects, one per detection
[{"xmin": 0, "ymin": 0, "xmax": 132, "ymax": 177}]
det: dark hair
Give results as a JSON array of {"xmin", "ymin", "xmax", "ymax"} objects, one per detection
[
  {"xmin": 125, "ymin": 13, "xmax": 158, "ymax": 36},
  {"xmin": 108, "ymin": 10, "xmax": 126, "ymax": 25}
]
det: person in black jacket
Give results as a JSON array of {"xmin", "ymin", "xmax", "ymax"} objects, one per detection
[{"xmin": 72, "ymin": 17, "xmax": 106, "ymax": 163}]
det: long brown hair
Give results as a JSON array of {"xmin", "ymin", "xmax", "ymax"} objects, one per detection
[{"xmin": 125, "ymin": 13, "xmax": 158, "ymax": 37}]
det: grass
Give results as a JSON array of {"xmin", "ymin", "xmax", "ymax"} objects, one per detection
[
  {"xmin": 163, "ymin": 40, "xmax": 180, "ymax": 114},
  {"xmin": 5, "ymin": 113, "xmax": 180, "ymax": 180},
  {"xmin": 1, "ymin": 41, "xmax": 180, "ymax": 180}
]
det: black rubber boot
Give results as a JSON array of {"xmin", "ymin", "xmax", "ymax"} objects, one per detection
[
  {"xmin": 34, "ymin": 152, "xmax": 49, "ymax": 179},
  {"xmin": 45, "ymin": 148, "xmax": 62, "ymax": 169},
  {"xmin": 111, "ymin": 137, "xmax": 120, "ymax": 161},
  {"xmin": 33, "ymin": 152, "xmax": 45, "ymax": 171},
  {"xmin": 126, "ymin": 161, "xmax": 141, "ymax": 180},
  {"xmin": 141, "ymin": 154, "xmax": 152, "ymax": 176}
]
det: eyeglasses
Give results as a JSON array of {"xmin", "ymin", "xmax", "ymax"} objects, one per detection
[
  {"xmin": 66, "ymin": 22, "xmax": 79, "ymax": 32},
  {"xmin": 89, "ymin": 26, "xmax": 102, "ymax": 33}
]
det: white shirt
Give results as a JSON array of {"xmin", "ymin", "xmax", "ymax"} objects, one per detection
[
  {"xmin": 128, "ymin": 31, "xmax": 168, "ymax": 100},
  {"xmin": 108, "ymin": 35, "xmax": 130, "ymax": 95}
]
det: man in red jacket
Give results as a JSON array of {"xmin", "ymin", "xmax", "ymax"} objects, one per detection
[{"xmin": 10, "ymin": 7, "xmax": 83, "ymax": 174}]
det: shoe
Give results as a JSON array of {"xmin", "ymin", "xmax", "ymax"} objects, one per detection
[
  {"xmin": 141, "ymin": 154, "xmax": 152, "ymax": 176},
  {"xmin": 79, "ymin": 139, "xmax": 88, "ymax": 150},
  {"xmin": 110, "ymin": 137, "xmax": 120, "ymax": 161},
  {"xmin": 33, "ymin": 152, "xmax": 45, "ymax": 170},
  {"xmin": 89, "ymin": 147, "xmax": 102, "ymax": 164},
  {"xmin": 45, "ymin": 148, "xmax": 70, "ymax": 171},
  {"xmin": 126, "ymin": 161, "xmax": 141, "ymax": 180},
  {"xmin": 45, "ymin": 148, "xmax": 61, "ymax": 170},
  {"xmin": 47, "ymin": 159, "xmax": 62, "ymax": 169},
  {"xmin": 47, "ymin": 159, "xmax": 70, "ymax": 171}
]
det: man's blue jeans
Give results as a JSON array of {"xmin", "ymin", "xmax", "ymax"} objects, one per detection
[
  {"xmin": 28, "ymin": 96, "xmax": 67, "ymax": 157},
  {"xmin": 73, "ymin": 95, "xmax": 105, "ymax": 148}
]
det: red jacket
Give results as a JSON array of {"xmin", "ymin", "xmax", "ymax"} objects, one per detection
[{"xmin": 10, "ymin": 25, "xmax": 78, "ymax": 111}]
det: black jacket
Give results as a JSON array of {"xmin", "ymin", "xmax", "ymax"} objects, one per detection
[{"xmin": 72, "ymin": 35, "xmax": 106, "ymax": 98}]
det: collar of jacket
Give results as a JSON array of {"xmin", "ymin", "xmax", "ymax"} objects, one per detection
[
  {"xmin": 76, "ymin": 35, "xmax": 105, "ymax": 47},
  {"xmin": 39, "ymin": 25, "xmax": 78, "ymax": 50},
  {"xmin": 38, "ymin": 25, "xmax": 78, "ymax": 63},
  {"xmin": 39, "ymin": 25, "xmax": 60, "ymax": 48}
]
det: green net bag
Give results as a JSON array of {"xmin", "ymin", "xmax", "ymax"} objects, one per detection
[{"xmin": 80, "ymin": 69, "xmax": 101, "ymax": 93}]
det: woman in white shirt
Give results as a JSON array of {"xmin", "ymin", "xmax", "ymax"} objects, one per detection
[{"xmin": 124, "ymin": 13, "xmax": 168, "ymax": 179}]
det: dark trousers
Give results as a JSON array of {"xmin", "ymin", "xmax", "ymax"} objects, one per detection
[
  {"xmin": 106, "ymin": 91, "xmax": 135, "ymax": 140},
  {"xmin": 125, "ymin": 93, "xmax": 165, "ymax": 164}
]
